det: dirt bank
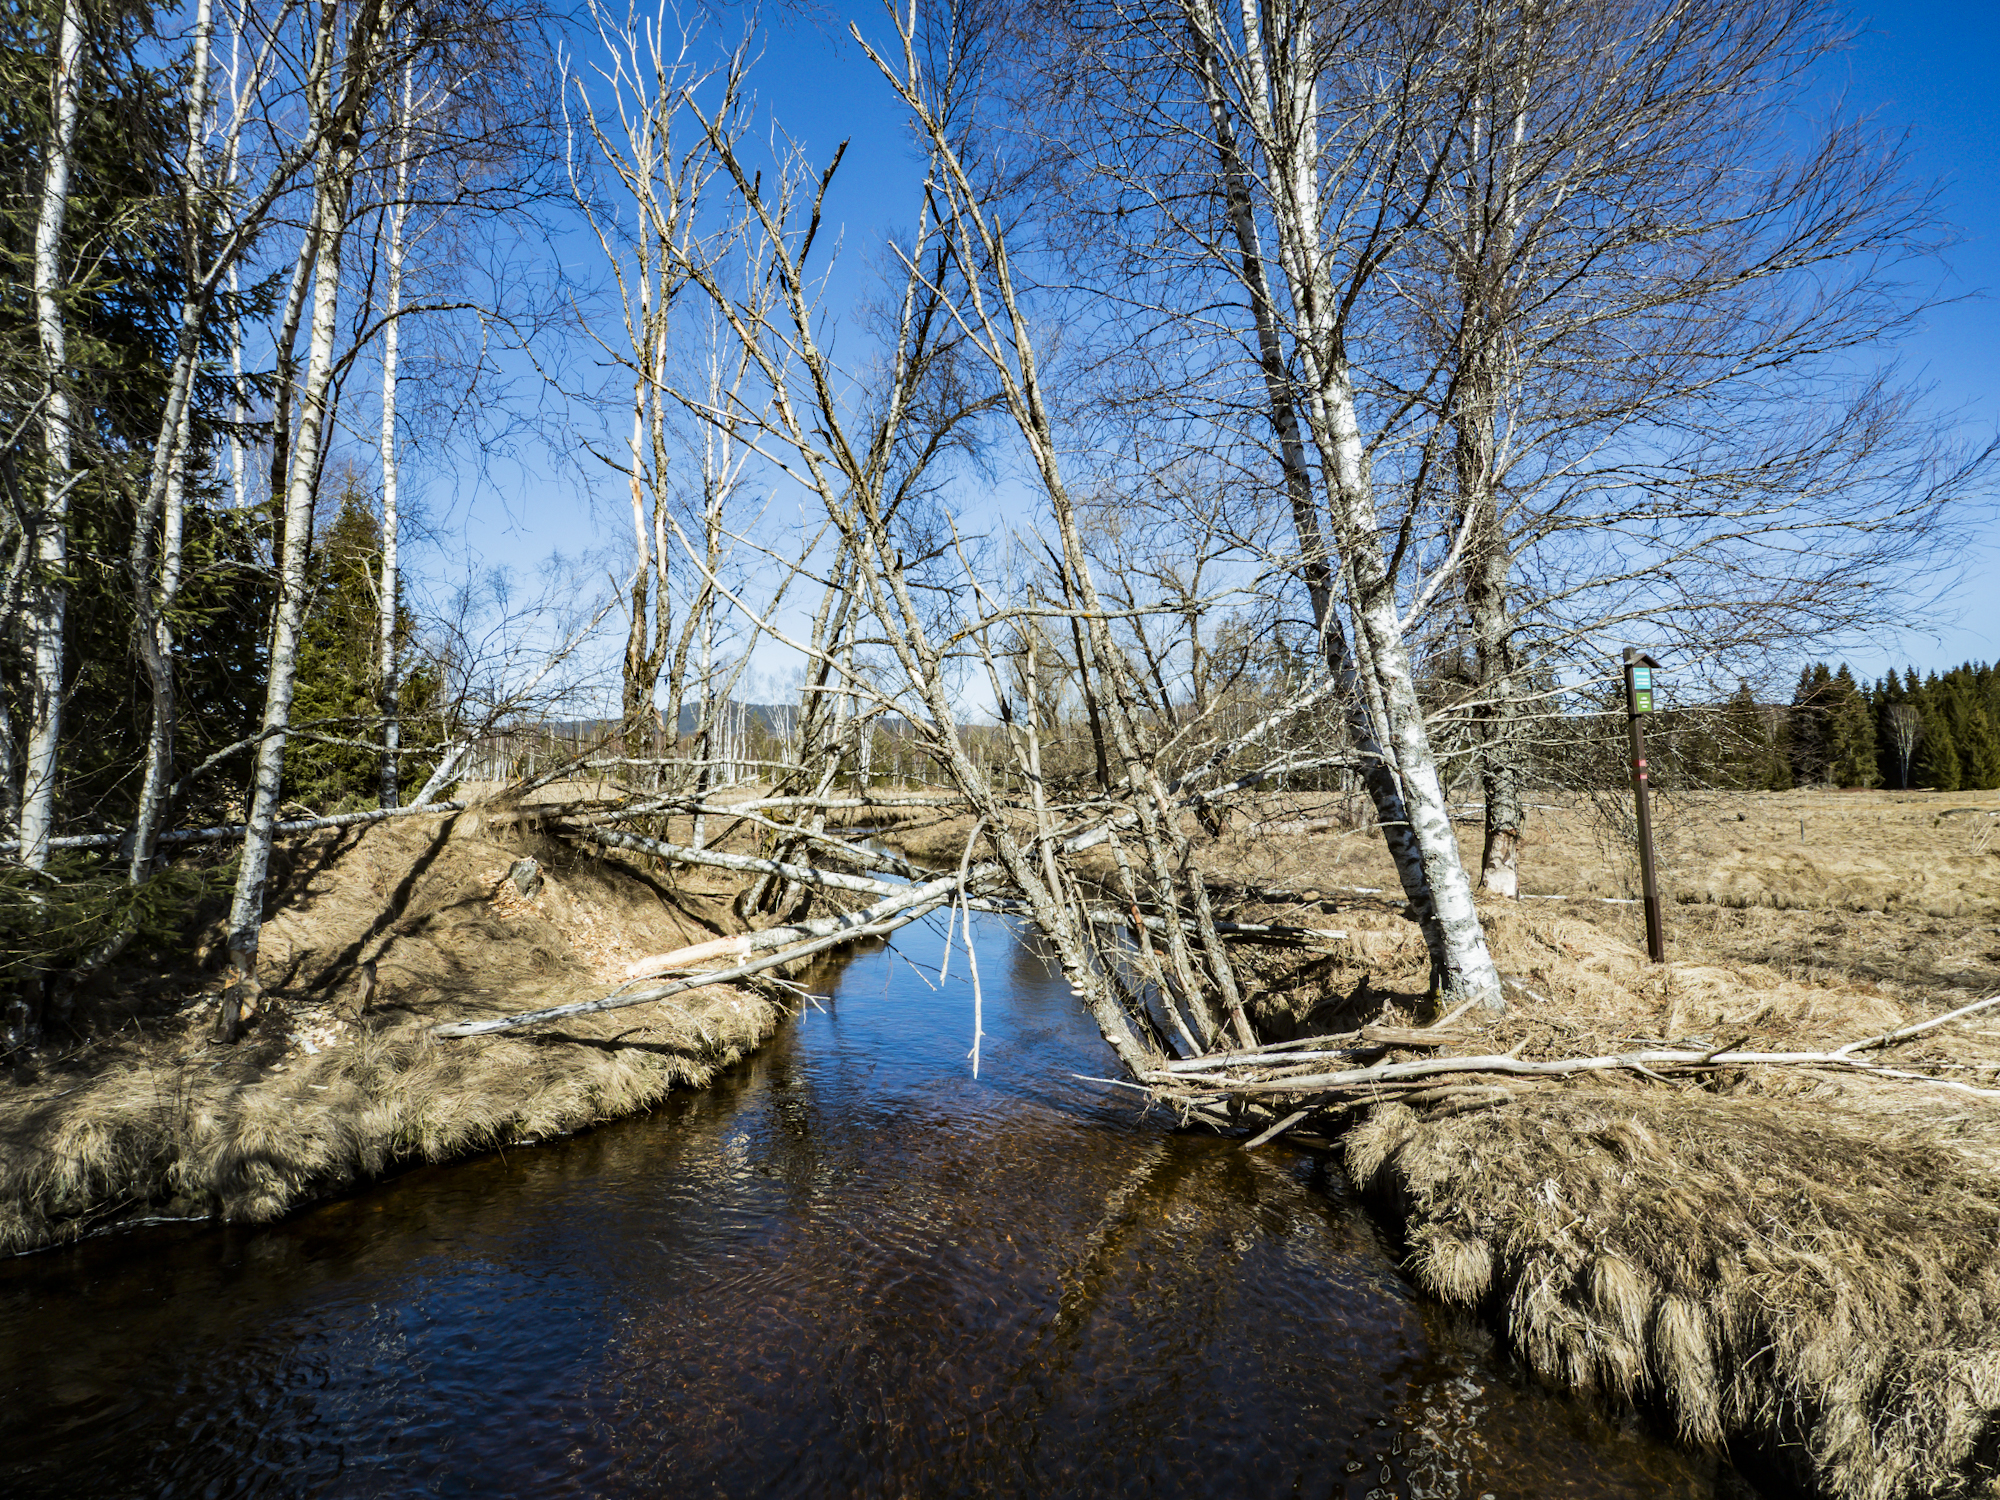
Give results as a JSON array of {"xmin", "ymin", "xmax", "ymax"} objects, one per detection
[
  {"xmin": 1202, "ymin": 789, "xmax": 2000, "ymax": 1500},
  {"xmin": 1, "ymin": 805, "xmax": 789, "ymax": 1254}
]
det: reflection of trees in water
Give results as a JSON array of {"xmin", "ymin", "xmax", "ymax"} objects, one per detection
[{"xmin": 581, "ymin": 1120, "xmax": 1402, "ymax": 1495}]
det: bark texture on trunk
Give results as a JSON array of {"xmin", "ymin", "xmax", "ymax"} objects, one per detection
[
  {"xmin": 1454, "ymin": 30, "xmax": 1529, "ymax": 903},
  {"xmin": 1190, "ymin": 12, "xmax": 1447, "ymax": 977},
  {"xmin": 377, "ymin": 49, "xmax": 410, "ymax": 809},
  {"xmin": 226, "ymin": 0, "xmax": 393, "ymax": 989},
  {"xmin": 129, "ymin": 0, "xmax": 218, "ymax": 881},
  {"xmin": 1214, "ymin": 0, "xmax": 1504, "ymax": 1012},
  {"xmin": 19, "ymin": 0, "xmax": 87, "ymax": 873}
]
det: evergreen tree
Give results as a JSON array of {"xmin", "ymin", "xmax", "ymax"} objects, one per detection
[
  {"xmin": 287, "ymin": 479, "xmax": 442, "ymax": 812},
  {"xmin": 1912, "ymin": 677, "xmax": 1961, "ymax": 791},
  {"xmin": 1825, "ymin": 665, "xmax": 1878, "ymax": 787},
  {"xmin": 1944, "ymin": 674, "xmax": 2000, "ymax": 791},
  {"xmin": 1722, "ymin": 681, "xmax": 1790, "ymax": 789},
  {"xmin": 1785, "ymin": 664, "xmax": 1832, "ymax": 785}
]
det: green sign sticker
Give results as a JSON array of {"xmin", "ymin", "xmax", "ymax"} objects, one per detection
[{"xmin": 1634, "ymin": 689, "xmax": 1653, "ymax": 714}]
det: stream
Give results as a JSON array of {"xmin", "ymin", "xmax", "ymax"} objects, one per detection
[{"xmin": 0, "ymin": 911, "xmax": 1738, "ymax": 1498}]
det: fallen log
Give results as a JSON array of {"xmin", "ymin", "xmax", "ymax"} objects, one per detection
[
  {"xmin": 571, "ymin": 824, "xmax": 911, "ymax": 898},
  {"xmin": 0, "ymin": 800, "xmax": 468, "ymax": 855},
  {"xmin": 1145, "ymin": 993, "xmax": 2000, "ymax": 1104},
  {"xmin": 435, "ymin": 864, "xmax": 988, "ymax": 1037}
]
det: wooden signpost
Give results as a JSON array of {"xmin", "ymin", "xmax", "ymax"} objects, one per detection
[{"xmin": 1623, "ymin": 648, "xmax": 1666, "ymax": 962}]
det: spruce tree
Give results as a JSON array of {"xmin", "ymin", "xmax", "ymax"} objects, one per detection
[
  {"xmin": 1826, "ymin": 665, "xmax": 1878, "ymax": 787},
  {"xmin": 288, "ymin": 480, "xmax": 441, "ymax": 812},
  {"xmin": 1913, "ymin": 678, "xmax": 1962, "ymax": 791},
  {"xmin": 1785, "ymin": 664, "xmax": 1832, "ymax": 785},
  {"xmin": 1722, "ymin": 683, "xmax": 1764, "ymax": 790},
  {"xmin": 1946, "ymin": 676, "xmax": 2000, "ymax": 791}
]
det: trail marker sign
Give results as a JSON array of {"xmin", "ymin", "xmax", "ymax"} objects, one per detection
[{"xmin": 1622, "ymin": 649, "xmax": 1666, "ymax": 963}]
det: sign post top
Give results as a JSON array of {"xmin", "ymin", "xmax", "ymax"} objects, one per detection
[{"xmin": 1623, "ymin": 650, "xmax": 1660, "ymax": 715}]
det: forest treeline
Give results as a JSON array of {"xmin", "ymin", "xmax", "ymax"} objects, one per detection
[{"xmin": 1711, "ymin": 662, "xmax": 2000, "ymax": 793}]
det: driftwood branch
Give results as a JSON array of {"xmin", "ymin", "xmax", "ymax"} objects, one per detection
[
  {"xmin": 434, "ymin": 865, "xmax": 990, "ymax": 1037},
  {"xmin": 1148, "ymin": 994, "xmax": 2000, "ymax": 1107},
  {"xmin": 0, "ymin": 800, "xmax": 467, "ymax": 855}
]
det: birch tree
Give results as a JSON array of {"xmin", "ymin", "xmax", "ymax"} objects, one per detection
[
  {"xmin": 1170, "ymin": 0, "xmax": 1506, "ymax": 1010},
  {"xmin": 125, "ymin": 0, "xmax": 336, "ymax": 878},
  {"xmin": 563, "ymin": 4, "xmax": 745, "ymax": 752},
  {"xmin": 1395, "ymin": 0, "xmax": 1981, "ymax": 891},
  {"xmin": 225, "ymin": 0, "xmax": 401, "ymax": 999},
  {"xmin": 18, "ymin": 0, "xmax": 86, "ymax": 870},
  {"xmin": 375, "ymin": 38, "xmax": 412, "ymax": 806}
]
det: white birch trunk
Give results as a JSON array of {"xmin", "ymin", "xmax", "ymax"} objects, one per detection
[
  {"xmin": 128, "ymin": 0, "xmax": 218, "ymax": 881},
  {"xmin": 129, "ymin": 394, "xmax": 196, "ymax": 881},
  {"xmin": 226, "ymin": 0, "xmax": 391, "ymax": 975},
  {"xmin": 1189, "ymin": 5, "xmax": 1448, "ymax": 970},
  {"xmin": 19, "ymin": 0, "xmax": 86, "ymax": 871},
  {"xmin": 1225, "ymin": 0, "xmax": 1504, "ymax": 1011},
  {"xmin": 377, "ymin": 48, "xmax": 411, "ymax": 808}
]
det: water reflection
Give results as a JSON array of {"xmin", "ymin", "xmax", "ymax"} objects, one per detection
[{"xmin": 0, "ymin": 912, "xmax": 1734, "ymax": 1498}]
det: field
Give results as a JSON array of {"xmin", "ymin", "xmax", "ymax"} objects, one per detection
[{"xmin": 6, "ymin": 783, "xmax": 1999, "ymax": 1496}]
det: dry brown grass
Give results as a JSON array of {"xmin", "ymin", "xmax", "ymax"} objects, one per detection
[
  {"xmin": 1348, "ymin": 1086, "xmax": 2000, "ymax": 1500},
  {"xmin": 1195, "ymin": 788, "xmax": 2000, "ymax": 1499},
  {"xmin": 1, "ymin": 806, "xmax": 784, "ymax": 1253}
]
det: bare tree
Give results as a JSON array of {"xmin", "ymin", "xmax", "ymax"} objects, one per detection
[
  {"xmin": 563, "ymin": 3, "xmax": 748, "ymax": 750},
  {"xmin": 225, "ymin": 0, "xmax": 402, "ymax": 995},
  {"xmin": 17, "ymin": 0, "xmax": 86, "ymax": 870}
]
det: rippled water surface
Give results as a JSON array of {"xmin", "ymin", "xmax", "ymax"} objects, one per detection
[{"xmin": 1, "ymin": 913, "xmax": 1731, "ymax": 1497}]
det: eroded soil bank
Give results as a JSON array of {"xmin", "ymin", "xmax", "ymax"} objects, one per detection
[{"xmin": 1, "ymin": 802, "xmax": 785, "ymax": 1254}]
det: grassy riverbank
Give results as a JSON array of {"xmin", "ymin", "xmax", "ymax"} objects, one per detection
[
  {"xmin": 1, "ymin": 804, "xmax": 786, "ymax": 1254},
  {"xmin": 1206, "ymin": 788, "xmax": 2000, "ymax": 1500}
]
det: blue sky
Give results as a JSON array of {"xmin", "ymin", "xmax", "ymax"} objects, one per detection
[
  {"xmin": 1828, "ymin": 1, "xmax": 2000, "ymax": 680},
  {"xmin": 426, "ymin": 1, "xmax": 2000, "ymax": 700}
]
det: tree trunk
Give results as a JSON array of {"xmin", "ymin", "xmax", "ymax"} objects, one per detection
[
  {"xmin": 129, "ymin": 0, "xmax": 217, "ymax": 882},
  {"xmin": 1218, "ymin": 0, "xmax": 1503, "ymax": 1012},
  {"xmin": 226, "ymin": 0, "xmax": 391, "ymax": 1001},
  {"xmin": 129, "ymin": 393, "xmax": 195, "ymax": 881},
  {"xmin": 18, "ymin": 0, "xmax": 86, "ymax": 874},
  {"xmin": 377, "ymin": 46, "xmax": 411, "ymax": 809},
  {"xmin": 1189, "ymin": 7, "xmax": 1450, "ymax": 979},
  {"xmin": 1454, "ymin": 25, "xmax": 1528, "ymax": 902}
]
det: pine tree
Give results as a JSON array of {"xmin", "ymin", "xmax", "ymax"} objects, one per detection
[
  {"xmin": 1945, "ymin": 675, "xmax": 2000, "ymax": 791},
  {"xmin": 1722, "ymin": 681, "xmax": 1790, "ymax": 790}
]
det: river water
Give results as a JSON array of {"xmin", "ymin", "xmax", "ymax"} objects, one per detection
[{"xmin": 1, "ymin": 911, "xmax": 1736, "ymax": 1498}]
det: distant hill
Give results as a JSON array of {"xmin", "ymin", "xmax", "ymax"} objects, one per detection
[{"xmin": 674, "ymin": 702, "xmax": 799, "ymax": 736}]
